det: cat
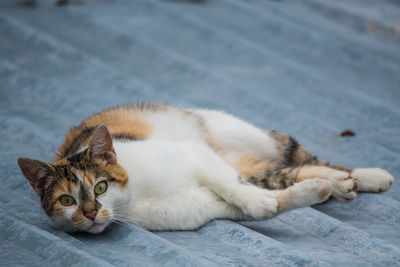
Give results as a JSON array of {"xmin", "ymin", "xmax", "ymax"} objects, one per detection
[{"xmin": 17, "ymin": 104, "xmax": 394, "ymax": 233}]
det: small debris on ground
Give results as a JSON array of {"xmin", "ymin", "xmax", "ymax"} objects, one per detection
[
  {"xmin": 20, "ymin": 0, "xmax": 36, "ymax": 8},
  {"xmin": 340, "ymin": 130, "xmax": 356, "ymax": 137},
  {"xmin": 56, "ymin": 0, "xmax": 69, "ymax": 6}
]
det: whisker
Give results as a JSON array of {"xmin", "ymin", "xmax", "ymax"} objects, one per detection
[
  {"xmin": 112, "ymin": 205, "xmax": 130, "ymax": 212},
  {"xmin": 112, "ymin": 203, "xmax": 130, "ymax": 208},
  {"xmin": 112, "ymin": 214, "xmax": 140, "ymax": 226},
  {"xmin": 110, "ymin": 219, "xmax": 126, "ymax": 226}
]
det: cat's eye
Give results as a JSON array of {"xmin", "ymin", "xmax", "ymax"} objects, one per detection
[
  {"xmin": 94, "ymin": 181, "xmax": 107, "ymax": 195},
  {"xmin": 59, "ymin": 195, "xmax": 75, "ymax": 206}
]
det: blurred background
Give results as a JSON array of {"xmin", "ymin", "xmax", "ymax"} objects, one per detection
[{"xmin": 1, "ymin": 0, "xmax": 399, "ymax": 266}]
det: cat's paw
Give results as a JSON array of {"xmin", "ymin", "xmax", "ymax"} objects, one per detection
[
  {"xmin": 351, "ymin": 168, "xmax": 394, "ymax": 192},
  {"xmin": 298, "ymin": 178, "xmax": 333, "ymax": 203},
  {"xmin": 329, "ymin": 171, "xmax": 358, "ymax": 202},
  {"xmin": 239, "ymin": 188, "xmax": 278, "ymax": 220}
]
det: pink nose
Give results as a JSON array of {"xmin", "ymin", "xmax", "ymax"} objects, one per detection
[{"xmin": 84, "ymin": 210, "xmax": 98, "ymax": 220}]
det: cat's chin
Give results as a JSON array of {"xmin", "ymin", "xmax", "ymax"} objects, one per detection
[{"xmin": 85, "ymin": 222, "xmax": 108, "ymax": 234}]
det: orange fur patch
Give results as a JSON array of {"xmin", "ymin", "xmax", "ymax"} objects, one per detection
[
  {"xmin": 51, "ymin": 158, "xmax": 70, "ymax": 167},
  {"xmin": 52, "ymin": 203, "xmax": 65, "ymax": 216},
  {"xmin": 235, "ymin": 155, "xmax": 278, "ymax": 180},
  {"xmin": 106, "ymin": 163, "xmax": 129, "ymax": 189},
  {"xmin": 58, "ymin": 106, "xmax": 153, "ymax": 159},
  {"xmin": 53, "ymin": 179, "xmax": 76, "ymax": 200},
  {"xmin": 79, "ymin": 170, "xmax": 95, "ymax": 188},
  {"xmin": 296, "ymin": 166, "xmax": 338, "ymax": 182},
  {"xmin": 318, "ymin": 187, "xmax": 332, "ymax": 201},
  {"xmin": 101, "ymin": 209, "xmax": 111, "ymax": 220}
]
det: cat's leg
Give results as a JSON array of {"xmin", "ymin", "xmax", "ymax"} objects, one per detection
[
  {"xmin": 127, "ymin": 177, "xmax": 333, "ymax": 230},
  {"xmin": 192, "ymin": 144, "xmax": 336, "ymax": 219},
  {"xmin": 195, "ymin": 111, "xmax": 393, "ymax": 201},
  {"xmin": 266, "ymin": 131, "xmax": 394, "ymax": 198},
  {"xmin": 189, "ymin": 143, "xmax": 278, "ymax": 220},
  {"xmin": 258, "ymin": 164, "xmax": 359, "ymax": 202},
  {"xmin": 237, "ymin": 156, "xmax": 356, "ymax": 202},
  {"xmin": 313, "ymin": 163, "xmax": 393, "ymax": 193},
  {"xmin": 288, "ymin": 162, "xmax": 394, "ymax": 195},
  {"xmin": 250, "ymin": 164, "xmax": 394, "ymax": 202},
  {"xmin": 194, "ymin": 112, "xmax": 356, "ymax": 202},
  {"xmin": 193, "ymin": 151, "xmax": 333, "ymax": 220},
  {"xmin": 274, "ymin": 178, "xmax": 333, "ymax": 213},
  {"xmin": 304, "ymin": 163, "xmax": 393, "ymax": 193},
  {"xmin": 128, "ymin": 187, "xmax": 248, "ymax": 231},
  {"xmin": 294, "ymin": 166, "xmax": 358, "ymax": 202}
]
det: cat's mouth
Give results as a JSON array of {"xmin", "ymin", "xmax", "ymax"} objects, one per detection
[{"xmin": 86, "ymin": 222, "xmax": 107, "ymax": 234}]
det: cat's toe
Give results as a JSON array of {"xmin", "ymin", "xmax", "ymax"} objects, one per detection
[
  {"xmin": 352, "ymin": 168, "xmax": 394, "ymax": 193},
  {"xmin": 330, "ymin": 172, "xmax": 358, "ymax": 202}
]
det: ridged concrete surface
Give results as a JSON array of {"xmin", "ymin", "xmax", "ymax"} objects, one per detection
[{"xmin": 1, "ymin": 0, "xmax": 399, "ymax": 266}]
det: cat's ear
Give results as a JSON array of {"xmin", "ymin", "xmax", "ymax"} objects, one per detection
[
  {"xmin": 89, "ymin": 124, "xmax": 117, "ymax": 164},
  {"xmin": 17, "ymin": 157, "xmax": 50, "ymax": 196}
]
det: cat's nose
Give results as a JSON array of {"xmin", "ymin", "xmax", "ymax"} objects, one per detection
[{"xmin": 84, "ymin": 210, "xmax": 98, "ymax": 220}]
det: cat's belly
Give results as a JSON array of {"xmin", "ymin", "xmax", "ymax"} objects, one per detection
[
  {"xmin": 113, "ymin": 140, "xmax": 245, "ymax": 230},
  {"xmin": 127, "ymin": 186, "xmax": 239, "ymax": 231}
]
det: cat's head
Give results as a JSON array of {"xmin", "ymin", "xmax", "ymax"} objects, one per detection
[{"xmin": 17, "ymin": 125, "xmax": 129, "ymax": 234}]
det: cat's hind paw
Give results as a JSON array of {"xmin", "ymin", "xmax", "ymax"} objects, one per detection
[
  {"xmin": 329, "ymin": 171, "xmax": 358, "ymax": 202},
  {"xmin": 351, "ymin": 168, "xmax": 393, "ymax": 193}
]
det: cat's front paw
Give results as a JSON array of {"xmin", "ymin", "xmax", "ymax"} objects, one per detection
[
  {"xmin": 240, "ymin": 189, "xmax": 278, "ymax": 220},
  {"xmin": 329, "ymin": 171, "xmax": 358, "ymax": 202},
  {"xmin": 296, "ymin": 178, "xmax": 333, "ymax": 203},
  {"xmin": 351, "ymin": 168, "xmax": 394, "ymax": 192}
]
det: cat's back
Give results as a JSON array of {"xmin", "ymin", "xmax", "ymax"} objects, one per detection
[{"xmin": 57, "ymin": 104, "xmax": 205, "ymax": 159}]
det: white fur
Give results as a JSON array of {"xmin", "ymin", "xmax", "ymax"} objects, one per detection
[
  {"xmin": 146, "ymin": 109, "xmax": 204, "ymax": 143},
  {"xmin": 193, "ymin": 109, "xmax": 279, "ymax": 164},
  {"xmin": 113, "ymin": 140, "xmax": 251, "ymax": 230},
  {"xmin": 111, "ymin": 109, "xmax": 282, "ymax": 230}
]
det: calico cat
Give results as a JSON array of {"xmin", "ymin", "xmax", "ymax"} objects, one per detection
[{"xmin": 17, "ymin": 104, "xmax": 394, "ymax": 233}]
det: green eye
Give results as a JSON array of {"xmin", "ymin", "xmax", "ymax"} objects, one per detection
[
  {"xmin": 94, "ymin": 181, "xmax": 107, "ymax": 195},
  {"xmin": 59, "ymin": 195, "xmax": 75, "ymax": 206}
]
